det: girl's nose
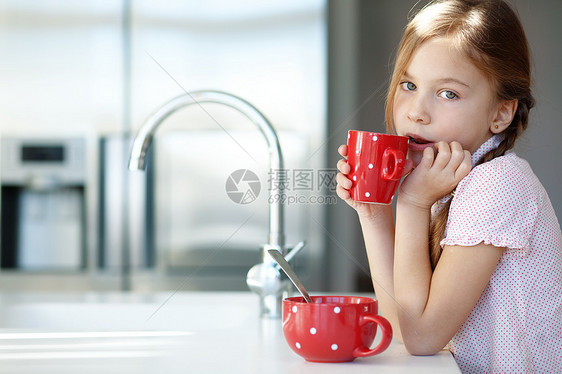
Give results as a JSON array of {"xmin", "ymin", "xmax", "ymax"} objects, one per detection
[{"xmin": 407, "ymin": 95, "xmax": 430, "ymax": 124}]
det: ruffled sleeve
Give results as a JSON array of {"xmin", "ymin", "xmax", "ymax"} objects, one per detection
[{"xmin": 440, "ymin": 154, "xmax": 542, "ymax": 256}]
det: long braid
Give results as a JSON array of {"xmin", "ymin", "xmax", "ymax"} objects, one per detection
[
  {"xmin": 384, "ymin": 0, "xmax": 535, "ymax": 270},
  {"xmin": 428, "ymin": 98, "xmax": 533, "ymax": 270}
]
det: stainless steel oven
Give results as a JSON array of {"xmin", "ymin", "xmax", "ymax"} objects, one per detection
[{"xmin": 1, "ymin": 137, "xmax": 87, "ymax": 270}]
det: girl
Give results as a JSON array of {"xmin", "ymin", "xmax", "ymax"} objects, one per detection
[{"xmin": 336, "ymin": 0, "xmax": 562, "ymax": 372}]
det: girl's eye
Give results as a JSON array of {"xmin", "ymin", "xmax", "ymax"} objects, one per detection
[
  {"xmin": 439, "ymin": 90, "xmax": 458, "ymax": 100},
  {"xmin": 401, "ymin": 81, "xmax": 416, "ymax": 91}
]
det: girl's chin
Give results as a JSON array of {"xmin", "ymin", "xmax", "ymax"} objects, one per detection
[{"xmin": 408, "ymin": 150, "xmax": 423, "ymax": 167}]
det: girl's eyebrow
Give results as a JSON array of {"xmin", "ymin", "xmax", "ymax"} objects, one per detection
[{"xmin": 403, "ymin": 71, "xmax": 471, "ymax": 88}]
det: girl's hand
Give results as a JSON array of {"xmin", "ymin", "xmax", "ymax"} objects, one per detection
[
  {"xmin": 336, "ymin": 144, "xmax": 413, "ymax": 220},
  {"xmin": 399, "ymin": 141, "xmax": 472, "ymax": 209}
]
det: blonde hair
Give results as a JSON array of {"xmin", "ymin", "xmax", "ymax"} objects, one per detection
[{"xmin": 385, "ymin": 0, "xmax": 534, "ymax": 269}]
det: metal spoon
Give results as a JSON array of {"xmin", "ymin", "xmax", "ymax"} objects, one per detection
[{"xmin": 267, "ymin": 249, "xmax": 313, "ymax": 303}]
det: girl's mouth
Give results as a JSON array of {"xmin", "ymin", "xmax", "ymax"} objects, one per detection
[{"xmin": 408, "ymin": 135, "xmax": 434, "ymax": 151}]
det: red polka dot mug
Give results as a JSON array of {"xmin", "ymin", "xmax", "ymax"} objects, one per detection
[
  {"xmin": 282, "ymin": 296, "xmax": 393, "ymax": 362},
  {"xmin": 347, "ymin": 131, "xmax": 409, "ymax": 204}
]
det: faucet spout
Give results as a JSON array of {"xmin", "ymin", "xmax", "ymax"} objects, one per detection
[
  {"xmin": 128, "ymin": 90, "xmax": 285, "ymax": 250},
  {"xmin": 129, "ymin": 90, "xmax": 304, "ymax": 318}
]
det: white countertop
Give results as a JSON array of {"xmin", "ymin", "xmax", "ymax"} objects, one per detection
[{"xmin": 0, "ymin": 292, "xmax": 460, "ymax": 373}]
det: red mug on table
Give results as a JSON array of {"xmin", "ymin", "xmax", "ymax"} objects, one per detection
[
  {"xmin": 346, "ymin": 131, "xmax": 409, "ymax": 204},
  {"xmin": 282, "ymin": 296, "xmax": 393, "ymax": 363}
]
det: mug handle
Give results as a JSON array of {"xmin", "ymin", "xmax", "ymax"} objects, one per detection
[
  {"xmin": 381, "ymin": 148, "xmax": 405, "ymax": 181},
  {"xmin": 353, "ymin": 314, "xmax": 393, "ymax": 358}
]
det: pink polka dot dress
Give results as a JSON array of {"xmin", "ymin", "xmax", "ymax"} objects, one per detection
[{"xmin": 435, "ymin": 135, "xmax": 562, "ymax": 373}]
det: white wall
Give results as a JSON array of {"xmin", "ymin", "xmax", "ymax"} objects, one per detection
[{"xmin": 0, "ymin": 1, "xmax": 123, "ymax": 136}]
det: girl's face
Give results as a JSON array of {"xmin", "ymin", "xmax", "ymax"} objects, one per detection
[{"xmin": 393, "ymin": 37, "xmax": 500, "ymax": 166}]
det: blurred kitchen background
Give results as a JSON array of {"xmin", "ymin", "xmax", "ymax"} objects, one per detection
[{"xmin": 0, "ymin": 0, "xmax": 560, "ymax": 294}]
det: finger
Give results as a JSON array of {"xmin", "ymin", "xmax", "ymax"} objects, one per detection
[
  {"xmin": 336, "ymin": 184, "xmax": 352, "ymax": 201},
  {"xmin": 432, "ymin": 141, "xmax": 451, "ymax": 169},
  {"xmin": 455, "ymin": 150, "xmax": 472, "ymax": 180},
  {"xmin": 337, "ymin": 159, "xmax": 351, "ymax": 174},
  {"xmin": 447, "ymin": 141, "xmax": 466, "ymax": 170},
  {"xmin": 338, "ymin": 144, "xmax": 348, "ymax": 158},
  {"xmin": 419, "ymin": 146, "xmax": 435, "ymax": 169},
  {"xmin": 336, "ymin": 172, "xmax": 353, "ymax": 190}
]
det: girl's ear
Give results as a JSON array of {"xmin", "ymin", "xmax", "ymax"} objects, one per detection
[{"xmin": 491, "ymin": 99, "xmax": 518, "ymax": 134}]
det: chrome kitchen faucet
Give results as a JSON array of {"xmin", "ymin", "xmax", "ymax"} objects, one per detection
[{"xmin": 128, "ymin": 90, "xmax": 305, "ymax": 318}]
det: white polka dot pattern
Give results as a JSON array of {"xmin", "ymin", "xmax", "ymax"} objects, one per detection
[
  {"xmin": 285, "ymin": 304, "xmax": 347, "ymax": 355},
  {"xmin": 438, "ymin": 145, "xmax": 562, "ymax": 372}
]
